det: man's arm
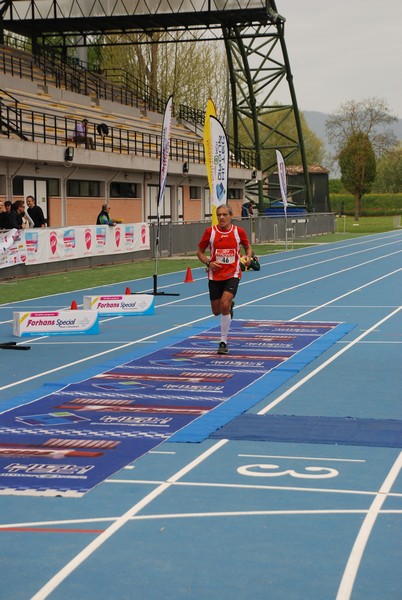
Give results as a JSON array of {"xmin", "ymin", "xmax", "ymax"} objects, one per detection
[
  {"xmin": 239, "ymin": 225, "xmax": 253, "ymax": 267},
  {"xmin": 197, "ymin": 247, "xmax": 211, "ymax": 267},
  {"xmin": 197, "ymin": 229, "xmax": 212, "ymax": 268}
]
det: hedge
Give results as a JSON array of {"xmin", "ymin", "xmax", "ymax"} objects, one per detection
[{"xmin": 330, "ymin": 193, "xmax": 402, "ymax": 216}]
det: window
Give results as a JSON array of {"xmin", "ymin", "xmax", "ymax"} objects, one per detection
[
  {"xmin": 190, "ymin": 186, "xmax": 201, "ymax": 199},
  {"xmin": 148, "ymin": 185, "xmax": 171, "ymax": 223},
  {"xmin": 228, "ymin": 188, "xmax": 242, "ymax": 200},
  {"xmin": 110, "ymin": 182, "xmax": 139, "ymax": 198},
  {"xmin": 13, "ymin": 176, "xmax": 59, "ymax": 196},
  {"xmin": 48, "ymin": 179, "xmax": 60, "ymax": 196},
  {"xmin": 12, "ymin": 176, "xmax": 24, "ymax": 195},
  {"xmin": 67, "ymin": 180, "xmax": 100, "ymax": 197}
]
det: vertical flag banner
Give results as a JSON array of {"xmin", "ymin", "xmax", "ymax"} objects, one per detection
[
  {"xmin": 275, "ymin": 149, "xmax": 288, "ymax": 213},
  {"xmin": 203, "ymin": 99, "xmax": 217, "ymax": 224},
  {"xmin": 210, "ymin": 115, "xmax": 229, "ymax": 223},
  {"xmin": 153, "ymin": 95, "xmax": 179, "ymax": 296},
  {"xmin": 157, "ymin": 95, "xmax": 173, "ymax": 219}
]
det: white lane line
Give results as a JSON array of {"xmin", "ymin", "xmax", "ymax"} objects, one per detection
[
  {"xmin": 258, "ymin": 304, "xmax": 402, "ymax": 415},
  {"xmin": 338, "ymin": 340, "xmax": 402, "ymax": 344},
  {"xmin": 336, "ymin": 451, "xmax": 402, "ymax": 600},
  {"xmin": 292, "ymin": 267, "xmax": 402, "ymax": 321},
  {"xmin": 5, "ymin": 507, "xmax": 402, "ymax": 532},
  {"xmin": 0, "ymin": 518, "xmax": 117, "ymax": 529},
  {"xmin": 126, "ymin": 508, "xmax": 397, "ymax": 519},
  {"xmin": 105, "ymin": 478, "xmax": 388, "ymax": 497},
  {"xmin": 30, "ymin": 439, "xmax": 228, "ymax": 600}
]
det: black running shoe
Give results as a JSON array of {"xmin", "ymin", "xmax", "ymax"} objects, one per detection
[
  {"xmin": 230, "ymin": 300, "xmax": 235, "ymax": 319},
  {"xmin": 217, "ymin": 341, "xmax": 228, "ymax": 355}
]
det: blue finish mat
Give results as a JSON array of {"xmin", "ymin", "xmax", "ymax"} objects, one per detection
[
  {"xmin": 170, "ymin": 321, "xmax": 355, "ymax": 443},
  {"xmin": 0, "ymin": 320, "xmax": 354, "ymax": 496},
  {"xmin": 210, "ymin": 413, "xmax": 402, "ymax": 448}
]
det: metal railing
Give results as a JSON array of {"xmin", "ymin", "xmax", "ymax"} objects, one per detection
[
  {"xmin": 0, "ymin": 43, "xmax": 256, "ymax": 168},
  {"xmin": 0, "ymin": 93, "xmax": 255, "ymax": 168},
  {"xmin": 0, "ymin": 213, "xmax": 337, "ymax": 280},
  {"xmin": 101, "ymin": 68, "xmax": 166, "ymax": 114}
]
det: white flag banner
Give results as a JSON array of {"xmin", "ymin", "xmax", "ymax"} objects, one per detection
[
  {"xmin": 157, "ymin": 95, "xmax": 173, "ymax": 216},
  {"xmin": 210, "ymin": 115, "xmax": 229, "ymax": 215},
  {"xmin": 275, "ymin": 149, "xmax": 288, "ymax": 211}
]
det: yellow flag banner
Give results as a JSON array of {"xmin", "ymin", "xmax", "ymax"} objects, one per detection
[{"xmin": 203, "ymin": 99, "xmax": 217, "ymax": 224}]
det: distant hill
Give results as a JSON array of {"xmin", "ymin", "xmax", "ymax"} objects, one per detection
[{"xmin": 302, "ymin": 110, "xmax": 402, "ymax": 178}]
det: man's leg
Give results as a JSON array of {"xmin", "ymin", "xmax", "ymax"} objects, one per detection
[
  {"xmin": 219, "ymin": 290, "xmax": 233, "ymax": 343},
  {"xmin": 209, "ymin": 280, "xmax": 238, "ymax": 354},
  {"xmin": 211, "ymin": 291, "xmax": 233, "ymax": 354}
]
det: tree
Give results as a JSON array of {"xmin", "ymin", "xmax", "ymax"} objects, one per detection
[
  {"xmin": 100, "ymin": 36, "xmax": 228, "ymax": 118},
  {"xmin": 372, "ymin": 144, "xmax": 402, "ymax": 193},
  {"xmin": 339, "ymin": 132, "xmax": 376, "ymax": 221},
  {"xmin": 237, "ymin": 106, "xmax": 325, "ymax": 171},
  {"xmin": 326, "ymin": 97, "xmax": 398, "ymax": 159}
]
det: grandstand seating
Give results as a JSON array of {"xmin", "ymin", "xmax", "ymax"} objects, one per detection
[
  {"xmin": 0, "ymin": 44, "xmax": 207, "ymax": 161},
  {"xmin": 0, "ymin": 42, "xmax": 254, "ymax": 168}
]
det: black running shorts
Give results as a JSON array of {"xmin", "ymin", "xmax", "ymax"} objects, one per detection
[{"xmin": 208, "ymin": 278, "xmax": 239, "ymax": 301}]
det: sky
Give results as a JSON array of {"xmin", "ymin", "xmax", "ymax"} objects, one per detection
[{"xmin": 278, "ymin": 0, "xmax": 402, "ymax": 118}]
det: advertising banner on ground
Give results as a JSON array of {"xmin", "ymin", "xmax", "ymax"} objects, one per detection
[
  {"xmin": 13, "ymin": 310, "xmax": 99, "ymax": 336},
  {"xmin": 83, "ymin": 294, "xmax": 154, "ymax": 316}
]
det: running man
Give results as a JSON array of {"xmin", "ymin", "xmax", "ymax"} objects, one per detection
[{"xmin": 197, "ymin": 203, "xmax": 253, "ymax": 354}]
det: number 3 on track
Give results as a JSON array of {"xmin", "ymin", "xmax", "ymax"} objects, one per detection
[{"xmin": 237, "ymin": 464, "xmax": 339, "ymax": 479}]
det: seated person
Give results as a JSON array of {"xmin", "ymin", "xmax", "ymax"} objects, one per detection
[
  {"xmin": 96, "ymin": 203, "xmax": 115, "ymax": 226},
  {"xmin": 73, "ymin": 118, "xmax": 94, "ymax": 149}
]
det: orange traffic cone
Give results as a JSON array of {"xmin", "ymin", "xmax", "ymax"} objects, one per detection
[
  {"xmin": 70, "ymin": 300, "xmax": 78, "ymax": 310},
  {"xmin": 184, "ymin": 267, "xmax": 194, "ymax": 283},
  {"xmin": 125, "ymin": 287, "xmax": 131, "ymax": 295}
]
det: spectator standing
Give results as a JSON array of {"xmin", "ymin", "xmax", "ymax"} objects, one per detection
[
  {"xmin": 96, "ymin": 204, "xmax": 115, "ymax": 226},
  {"xmin": 1, "ymin": 201, "xmax": 12, "ymax": 230},
  {"xmin": 26, "ymin": 195, "xmax": 46, "ymax": 228},
  {"xmin": 0, "ymin": 200, "xmax": 6, "ymax": 229},
  {"xmin": 241, "ymin": 200, "xmax": 255, "ymax": 219},
  {"xmin": 8, "ymin": 200, "xmax": 26, "ymax": 229}
]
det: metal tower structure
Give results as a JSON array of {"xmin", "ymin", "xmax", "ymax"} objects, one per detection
[{"xmin": 0, "ymin": 0, "xmax": 312, "ymax": 209}]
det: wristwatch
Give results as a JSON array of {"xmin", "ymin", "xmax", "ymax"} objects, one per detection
[{"xmin": 206, "ymin": 261, "xmax": 210, "ymax": 268}]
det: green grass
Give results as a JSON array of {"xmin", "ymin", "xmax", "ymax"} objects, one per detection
[
  {"xmin": 0, "ymin": 216, "xmax": 398, "ymax": 303},
  {"xmin": 332, "ymin": 215, "xmax": 398, "ymax": 235}
]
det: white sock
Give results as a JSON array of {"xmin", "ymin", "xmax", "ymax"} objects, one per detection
[{"xmin": 221, "ymin": 314, "xmax": 231, "ymax": 343}]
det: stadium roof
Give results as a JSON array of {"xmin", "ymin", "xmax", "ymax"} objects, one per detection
[{"xmin": 1, "ymin": 0, "xmax": 280, "ymax": 42}]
